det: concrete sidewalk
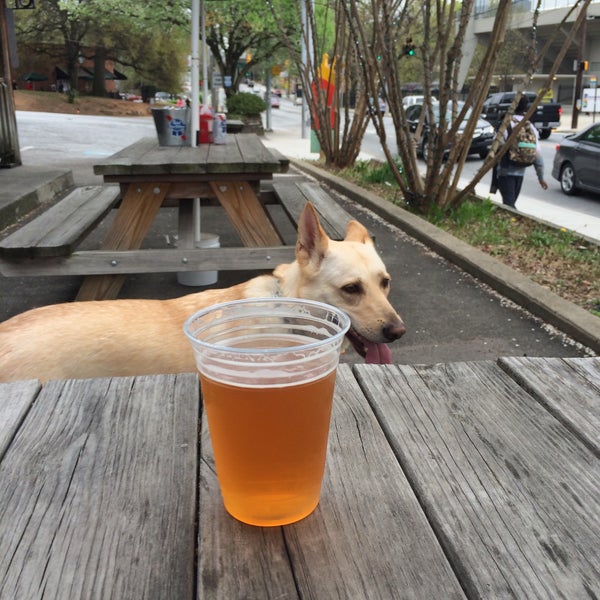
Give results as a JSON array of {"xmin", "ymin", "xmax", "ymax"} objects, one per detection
[{"xmin": 0, "ymin": 123, "xmax": 598, "ymax": 365}]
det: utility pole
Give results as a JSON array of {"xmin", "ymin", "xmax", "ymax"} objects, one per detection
[
  {"xmin": 571, "ymin": 4, "xmax": 587, "ymax": 130},
  {"xmin": 0, "ymin": 0, "xmax": 22, "ymax": 167}
]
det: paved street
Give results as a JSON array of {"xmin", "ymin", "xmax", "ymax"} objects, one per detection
[{"xmin": 262, "ymin": 100, "xmax": 600, "ymax": 243}]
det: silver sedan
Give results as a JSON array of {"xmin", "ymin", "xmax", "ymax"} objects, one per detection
[{"xmin": 552, "ymin": 123, "xmax": 600, "ymax": 196}]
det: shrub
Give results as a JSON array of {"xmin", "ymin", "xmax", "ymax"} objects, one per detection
[{"xmin": 226, "ymin": 92, "xmax": 267, "ymax": 116}]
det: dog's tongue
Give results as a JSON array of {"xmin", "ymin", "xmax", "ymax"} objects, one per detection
[{"xmin": 365, "ymin": 341, "xmax": 393, "ymax": 364}]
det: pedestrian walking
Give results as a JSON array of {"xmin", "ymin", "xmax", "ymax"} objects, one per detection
[{"xmin": 492, "ymin": 96, "xmax": 548, "ymax": 208}]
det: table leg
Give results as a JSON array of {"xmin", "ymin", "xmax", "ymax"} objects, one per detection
[
  {"xmin": 209, "ymin": 181, "xmax": 283, "ymax": 246},
  {"xmin": 75, "ymin": 183, "xmax": 170, "ymax": 301}
]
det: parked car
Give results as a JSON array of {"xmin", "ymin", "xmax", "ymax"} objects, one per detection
[
  {"xmin": 405, "ymin": 101, "xmax": 494, "ymax": 160},
  {"xmin": 154, "ymin": 91, "xmax": 171, "ymax": 103},
  {"xmin": 481, "ymin": 91, "xmax": 561, "ymax": 140},
  {"xmin": 270, "ymin": 93, "xmax": 281, "ymax": 109},
  {"xmin": 551, "ymin": 122, "xmax": 600, "ymax": 196}
]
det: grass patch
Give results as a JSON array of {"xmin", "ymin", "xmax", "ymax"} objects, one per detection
[{"xmin": 332, "ymin": 160, "xmax": 600, "ymax": 316}]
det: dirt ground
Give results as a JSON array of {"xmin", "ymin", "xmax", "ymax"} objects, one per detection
[{"xmin": 13, "ymin": 90, "xmax": 151, "ymax": 117}]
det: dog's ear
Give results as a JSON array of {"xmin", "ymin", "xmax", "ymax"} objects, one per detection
[
  {"xmin": 344, "ymin": 220, "xmax": 373, "ymax": 245},
  {"xmin": 296, "ymin": 202, "xmax": 329, "ymax": 267}
]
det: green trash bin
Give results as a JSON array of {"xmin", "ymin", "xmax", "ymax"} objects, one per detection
[{"xmin": 151, "ymin": 107, "xmax": 191, "ymax": 146}]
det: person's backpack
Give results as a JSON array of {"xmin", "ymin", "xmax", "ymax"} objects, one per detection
[{"xmin": 505, "ymin": 118, "xmax": 537, "ymax": 167}]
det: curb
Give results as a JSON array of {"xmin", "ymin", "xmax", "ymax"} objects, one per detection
[{"xmin": 290, "ymin": 158, "xmax": 600, "ymax": 354}]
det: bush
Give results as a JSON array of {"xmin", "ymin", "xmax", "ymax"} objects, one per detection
[{"xmin": 226, "ymin": 92, "xmax": 267, "ymax": 116}]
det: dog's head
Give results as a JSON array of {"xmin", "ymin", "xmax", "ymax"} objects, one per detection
[{"xmin": 275, "ymin": 202, "xmax": 405, "ymax": 363}]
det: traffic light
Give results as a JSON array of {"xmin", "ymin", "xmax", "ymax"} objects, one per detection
[
  {"xmin": 580, "ymin": 60, "xmax": 589, "ymax": 71},
  {"xmin": 403, "ymin": 38, "xmax": 416, "ymax": 57}
]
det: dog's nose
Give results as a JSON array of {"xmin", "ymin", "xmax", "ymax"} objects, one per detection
[{"xmin": 383, "ymin": 321, "xmax": 406, "ymax": 341}]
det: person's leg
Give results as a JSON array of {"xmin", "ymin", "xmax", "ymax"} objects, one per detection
[{"xmin": 497, "ymin": 175, "xmax": 520, "ymax": 208}]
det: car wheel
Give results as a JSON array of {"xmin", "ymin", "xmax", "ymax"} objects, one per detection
[
  {"xmin": 560, "ymin": 162, "xmax": 578, "ymax": 195},
  {"xmin": 539, "ymin": 128, "xmax": 551, "ymax": 140},
  {"xmin": 421, "ymin": 137, "xmax": 429, "ymax": 161}
]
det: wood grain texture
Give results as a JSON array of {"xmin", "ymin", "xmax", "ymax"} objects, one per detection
[
  {"xmin": 0, "ymin": 379, "xmax": 40, "ymax": 460},
  {"xmin": 0, "ymin": 186, "xmax": 120, "ymax": 258},
  {"xmin": 273, "ymin": 180, "xmax": 352, "ymax": 241},
  {"xmin": 355, "ymin": 360, "xmax": 600, "ymax": 599},
  {"xmin": 499, "ymin": 356, "xmax": 600, "ymax": 456},
  {"xmin": 0, "ymin": 246, "xmax": 295, "ymax": 277},
  {"xmin": 198, "ymin": 364, "xmax": 465, "ymax": 599},
  {"xmin": 0, "ymin": 373, "xmax": 199, "ymax": 600}
]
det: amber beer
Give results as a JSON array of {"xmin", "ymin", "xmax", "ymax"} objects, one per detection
[
  {"xmin": 201, "ymin": 370, "xmax": 337, "ymax": 526},
  {"xmin": 183, "ymin": 298, "xmax": 350, "ymax": 527}
]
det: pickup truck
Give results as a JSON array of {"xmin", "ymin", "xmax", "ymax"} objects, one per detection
[{"xmin": 481, "ymin": 91, "xmax": 562, "ymax": 139}]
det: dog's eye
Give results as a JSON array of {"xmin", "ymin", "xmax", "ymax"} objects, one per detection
[
  {"xmin": 342, "ymin": 283, "xmax": 362, "ymax": 295},
  {"xmin": 381, "ymin": 277, "xmax": 391, "ymax": 290}
]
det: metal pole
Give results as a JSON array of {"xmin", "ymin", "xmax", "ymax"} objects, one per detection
[
  {"xmin": 571, "ymin": 4, "xmax": 587, "ymax": 130},
  {"xmin": 201, "ymin": 0, "xmax": 209, "ymax": 107},
  {"xmin": 191, "ymin": 0, "xmax": 200, "ymax": 147}
]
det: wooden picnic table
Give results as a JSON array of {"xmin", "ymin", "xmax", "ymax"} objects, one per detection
[
  {"xmin": 75, "ymin": 134, "xmax": 290, "ymax": 301},
  {"xmin": 1, "ymin": 355, "xmax": 598, "ymax": 599}
]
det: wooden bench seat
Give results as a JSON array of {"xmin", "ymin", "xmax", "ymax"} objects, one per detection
[
  {"xmin": 271, "ymin": 180, "xmax": 353, "ymax": 240},
  {"xmin": 0, "ymin": 185, "xmax": 120, "ymax": 259}
]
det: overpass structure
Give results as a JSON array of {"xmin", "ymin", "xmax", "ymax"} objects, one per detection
[{"xmin": 467, "ymin": 0, "xmax": 600, "ymax": 106}]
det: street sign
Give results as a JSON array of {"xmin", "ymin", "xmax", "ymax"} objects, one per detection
[
  {"xmin": 581, "ymin": 87, "xmax": 600, "ymax": 113},
  {"xmin": 212, "ymin": 72, "xmax": 223, "ymax": 87}
]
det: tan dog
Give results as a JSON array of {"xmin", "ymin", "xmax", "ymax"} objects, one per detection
[{"xmin": 0, "ymin": 202, "xmax": 405, "ymax": 382}]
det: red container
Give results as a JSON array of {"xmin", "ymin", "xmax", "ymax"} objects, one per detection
[{"xmin": 198, "ymin": 105, "xmax": 214, "ymax": 144}]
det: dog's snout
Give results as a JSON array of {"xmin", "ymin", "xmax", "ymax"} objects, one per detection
[{"xmin": 383, "ymin": 321, "xmax": 406, "ymax": 341}]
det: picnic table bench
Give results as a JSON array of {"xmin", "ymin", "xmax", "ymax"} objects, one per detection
[{"xmin": 0, "ymin": 185, "xmax": 120, "ymax": 259}]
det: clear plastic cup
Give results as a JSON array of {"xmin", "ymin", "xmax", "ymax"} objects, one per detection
[{"xmin": 183, "ymin": 298, "xmax": 350, "ymax": 526}]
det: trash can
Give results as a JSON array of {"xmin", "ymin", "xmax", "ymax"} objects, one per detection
[
  {"xmin": 177, "ymin": 233, "xmax": 220, "ymax": 286},
  {"xmin": 151, "ymin": 107, "xmax": 191, "ymax": 146}
]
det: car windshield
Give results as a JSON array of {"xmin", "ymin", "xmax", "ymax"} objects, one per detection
[{"xmin": 432, "ymin": 102, "xmax": 472, "ymax": 122}]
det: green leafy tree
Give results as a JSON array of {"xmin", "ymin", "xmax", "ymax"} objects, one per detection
[
  {"xmin": 205, "ymin": 0, "xmax": 299, "ymax": 97},
  {"xmin": 14, "ymin": 0, "xmax": 189, "ymax": 98}
]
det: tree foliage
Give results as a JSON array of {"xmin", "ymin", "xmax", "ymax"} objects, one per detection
[
  {"xmin": 14, "ymin": 0, "xmax": 189, "ymax": 96},
  {"xmin": 205, "ymin": 0, "xmax": 299, "ymax": 97},
  {"xmin": 269, "ymin": 0, "xmax": 372, "ymax": 167}
]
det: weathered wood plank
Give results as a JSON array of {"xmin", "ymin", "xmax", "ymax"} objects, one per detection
[
  {"xmin": 0, "ymin": 185, "xmax": 120, "ymax": 258},
  {"xmin": 198, "ymin": 364, "xmax": 465, "ymax": 599},
  {"xmin": 210, "ymin": 180, "xmax": 283, "ymax": 246},
  {"xmin": 92, "ymin": 136, "xmax": 157, "ymax": 175},
  {"xmin": 236, "ymin": 133, "xmax": 287, "ymax": 172},
  {"xmin": 273, "ymin": 180, "xmax": 352, "ymax": 240},
  {"xmin": 93, "ymin": 135, "xmax": 287, "ymax": 178},
  {"xmin": 0, "ymin": 380, "xmax": 40, "ymax": 460},
  {"xmin": 0, "ymin": 246, "xmax": 295, "ymax": 277},
  {"xmin": 0, "ymin": 373, "xmax": 199, "ymax": 600},
  {"xmin": 75, "ymin": 181, "xmax": 168, "ymax": 300},
  {"xmin": 355, "ymin": 361, "xmax": 600, "ymax": 599},
  {"xmin": 499, "ymin": 356, "xmax": 600, "ymax": 457}
]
